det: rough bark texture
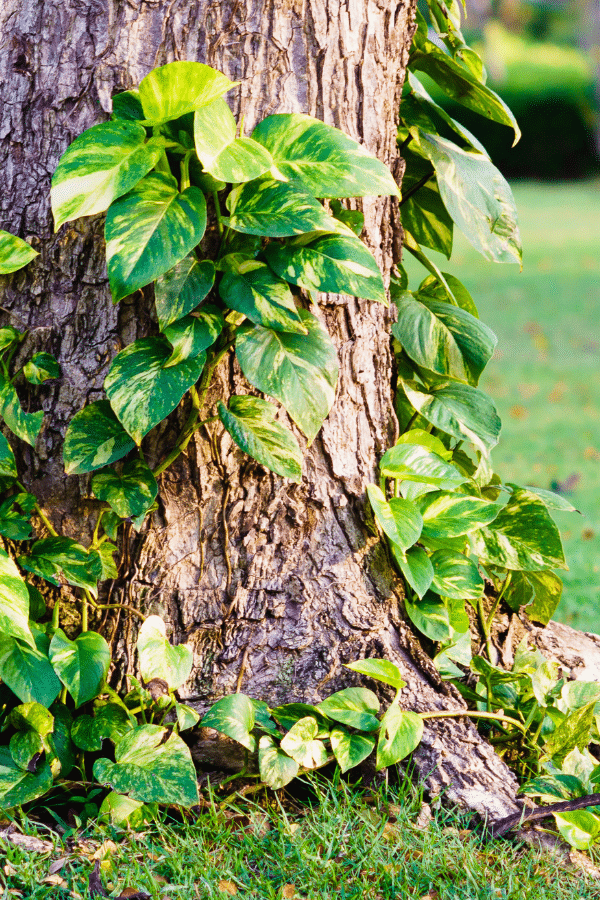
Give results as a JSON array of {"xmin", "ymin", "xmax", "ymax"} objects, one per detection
[{"xmin": 0, "ymin": 0, "xmax": 523, "ymax": 820}]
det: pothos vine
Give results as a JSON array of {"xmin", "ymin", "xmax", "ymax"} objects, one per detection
[{"xmin": 0, "ymin": 0, "xmax": 598, "ymax": 852}]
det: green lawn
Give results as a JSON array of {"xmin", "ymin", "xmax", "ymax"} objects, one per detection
[{"xmin": 404, "ymin": 180, "xmax": 600, "ymax": 634}]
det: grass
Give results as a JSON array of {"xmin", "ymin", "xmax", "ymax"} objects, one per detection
[
  {"xmin": 2, "ymin": 777, "xmax": 600, "ymax": 899},
  {"xmin": 403, "ymin": 179, "xmax": 600, "ymax": 635}
]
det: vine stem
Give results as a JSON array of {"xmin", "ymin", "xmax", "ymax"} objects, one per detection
[
  {"xmin": 212, "ymin": 191, "xmax": 224, "ymax": 235},
  {"xmin": 399, "ymin": 169, "xmax": 435, "ymax": 207},
  {"xmin": 17, "ymin": 481, "xmax": 58, "ymax": 537},
  {"xmin": 419, "ymin": 709, "xmax": 528, "ymax": 735}
]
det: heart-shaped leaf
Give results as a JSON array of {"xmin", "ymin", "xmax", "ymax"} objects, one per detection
[
  {"xmin": 345, "ymin": 659, "xmax": 406, "ymax": 691},
  {"xmin": 0, "ymin": 372, "xmax": 44, "ymax": 446},
  {"xmin": 235, "ymin": 309, "xmax": 338, "ymax": 443},
  {"xmin": 71, "ymin": 703, "xmax": 134, "ymax": 751},
  {"xmin": 63, "ymin": 401, "xmax": 136, "ymax": 475},
  {"xmin": 92, "ymin": 459, "xmax": 158, "ymax": 519},
  {"xmin": 266, "ymin": 233, "xmax": 386, "ymax": 304},
  {"xmin": 554, "ymin": 810, "xmax": 600, "ymax": 851},
  {"xmin": 105, "ymin": 336, "xmax": 205, "ymax": 444},
  {"xmin": 94, "ymin": 724, "xmax": 199, "ymax": 807},
  {"xmin": 200, "ymin": 693, "xmax": 256, "ymax": 752},
  {"xmin": 416, "ymin": 491, "xmax": 500, "ymax": 541},
  {"xmin": 0, "ymin": 231, "xmax": 38, "ymax": 274},
  {"xmin": 280, "ymin": 716, "xmax": 329, "ymax": 769},
  {"xmin": 330, "ymin": 726, "xmax": 376, "ymax": 774},
  {"xmin": 376, "ymin": 704, "xmax": 423, "ymax": 769},
  {"xmin": 403, "ymin": 381, "xmax": 501, "ymax": 456},
  {"xmin": 0, "ymin": 747, "xmax": 53, "ymax": 809},
  {"xmin": 98, "ymin": 791, "xmax": 158, "ymax": 828},
  {"xmin": 270, "ymin": 703, "xmax": 331, "ymax": 737},
  {"xmin": 0, "ymin": 548, "xmax": 34, "ymax": 647},
  {"xmin": 258, "ymin": 735, "xmax": 299, "ymax": 789},
  {"xmin": 105, "ymin": 172, "xmax": 207, "ymax": 302},
  {"xmin": 317, "ymin": 687, "xmax": 380, "ymax": 731},
  {"xmin": 394, "ymin": 545, "xmax": 434, "ymax": 599},
  {"xmin": 379, "ymin": 443, "xmax": 466, "ymax": 488},
  {"xmin": 219, "ymin": 262, "xmax": 305, "ymax": 334},
  {"xmin": 218, "ymin": 396, "xmax": 303, "ymax": 482},
  {"xmin": 51, "ymin": 122, "xmax": 165, "ymax": 230},
  {"xmin": 366, "ymin": 484, "xmax": 423, "ymax": 553},
  {"xmin": 0, "ymin": 432, "xmax": 17, "ymax": 479},
  {"xmin": 224, "ymin": 176, "xmax": 333, "ymax": 237},
  {"xmin": 429, "ymin": 549, "xmax": 484, "ymax": 600},
  {"xmin": 19, "ymin": 537, "xmax": 103, "ymax": 595},
  {"xmin": 155, "ymin": 255, "xmax": 216, "ymax": 330},
  {"xmin": 0, "ymin": 493, "xmax": 35, "ymax": 541},
  {"xmin": 0, "ymin": 630, "xmax": 61, "ymax": 707},
  {"xmin": 49, "ymin": 629, "xmax": 110, "ymax": 707},
  {"xmin": 404, "ymin": 591, "xmax": 453, "ymax": 642},
  {"xmin": 138, "ymin": 61, "xmax": 236, "ymax": 125},
  {"xmin": 137, "ymin": 615, "xmax": 193, "ymax": 691},
  {"xmin": 23, "ymin": 353, "xmax": 60, "ymax": 385},
  {"xmin": 251, "ymin": 113, "xmax": 399, "ymax": 198},
  {"xmin": 194, "ymin": 99, "xmax": 273, "ymax": 183},
  {"xmin": 163, "ymin": 305, "xmax": 224, "ymax": 366}
]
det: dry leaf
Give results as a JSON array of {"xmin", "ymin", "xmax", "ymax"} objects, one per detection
[
  {"xmin": 92, "ymin": 840, "xmax": 119, "ymax": 860},
  {"xmin": 419, "ymin": 892, "xmax": 440, "ymax": 900},
  {"xmin": 42, "ymin": 875, "xmax": 68, "ymax": 887},
  {"xmin": 4, "ymin": 833, "xmax": 53, "ymax": 853},
  {"xmin": 218, "ymin": 881, "xmax": 238, "ymax": 896},
  {"xmin": 382, "ymin": 822, "xmax": 400, "ymax": 842},
  {"xmin": 287, "ymin": 823, "xmax": 301, "ymax": 836},
  {"xmin": 414, "ymin": 804, "xmax": 433, "ymax": 830},
  {"xmin": 282, "ymin": 885, "xmax": 296, "ymax": 898},
  {"xmin": 569, "ymin": 849, "xmax": 600, "ymax": 880},
  {"xmin": 3, "ymin": 864, "xmax": 16, "ymax": 877},
  {"xmin": 49, "ymin": 857, "xmax": 68, "ymax": 875}
]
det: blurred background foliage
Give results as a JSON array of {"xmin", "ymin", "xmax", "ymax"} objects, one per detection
[{"xmin": 408, "ymin": 0, "xmax": 600, "ymax": 632}]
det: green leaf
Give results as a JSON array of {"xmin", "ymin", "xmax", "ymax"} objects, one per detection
[
  {"xmin": 163, "ymin": 305, "xmax": 224, "ymax": 366},
  {"xmin": 219, "ymin": 262, "xmax": 305, "ymax": 334},
  {"xmin": 194, "ymin": 99, "xmax": 273, "ymax": 183},
  {"xmin": 366, "ymin": 484, "xmax": 423, "ymax": 553},
  {"xmin": 155, "ymin": 255, "xmax": 216, "ymax": 330},
  {"xmin": 46, "ymin": 702, "xmax": 75, "ymax": 778},
  {"xmin": 554, "ymin": 810, "xmax": 600, "ymax": 851},
  {"xmin": 105, "ymin": 336, "xmax": 205, "ymax": 445},
  {"xmin": 329, "ymin": 200, "xmax": 364, "ymax": 236},
  {"xmin": 176, "ymin": 703, "xmax": 200, "ymax": 732},
  {"xmin": 330, "ymin": 726, "xmax": 376, "ymax": 774},
  {"xmin": 0, "ymin": 231, "xmax": 38, "ymax": 274},
  {"xmin": 543, "ymin": 703, "xmax": 596, "ymax": 763},
  {"xmin": 19, "ymin": 537, "xmax": 103, "ymax": 595},
  {"xmin": 10, "ymin": 730, "xmax": 44, "ymax": 772},
  {"xmin": 258, "ymin": 735, "xmax": 299, "ymax": 789},
  {"xmin": 416, "ymin": 491, "xmax": 500, "ymax": 540},
  {"xmin": 417, "ymin": 272, "xmax": 479, "ymax": 318},
  {"xmin": 345, "ymin": 659, "xmax": 406, "ymax": 691},
  {"xmin": 400, "ymin": 147, "xmax": 453, "ymax": 258},
  {"xmin": 513, "ymin": 484, "xmax": 578, "ymax": 514},
  {"xmin": 138, "ymin": 61, "xmax": 236, "ymax": 125},
  {"xmin": 49, "ymin": 629, "xmax": 110, "ymax": 708},
  {"xmin": 0, "ymin": 548, "xmax": 34, "ymax": 647},
  {"xmin": 94, "ymin": 724, "xmax": 199, "ymax": 807},
  {"xmin": 412, "ymin": 130, "xmax": 522, "ymax": 266},
  {"xmin": 405, "ymin": 71, "xmax": 489, "ymax": 155},
  {"xmin": 266, "ymin": 233, "xmax": 386, "ymax": 304},
  {"xmin": 394, "ymin": 545, "xmax": 434, "ymax": 599},
  {"xmin": 409, "ymin": 42, "xmax": 520, "ymax": 143},
  {"xmin": 235, "ymin": 309, "xmax": 338, "ymax": 443},
  {"xmin": 92, "ymin": 459, "xmax": 158, "ymax": 519},
  {"xmin": 218, "ymin": 396, "xmax": 303, "ymax": 482},
  {"xmin": 0, "ymin": 432, "xmax": 17, "ymax": 479},
  {"xmin": 99, "ymin": 792, "xmax": 157, "ymax": 828},
  {"xmin": 470, "ymin": 487, "xmax": 567, "ymax": 572},
  {"xmin": 562, "ymin": 681, "xmax": 600, "ymax": 712},
  {"xmin": 51, "ymin": 122, "xmax": 165, "ymax": 231},
  {"xmin": 0, "ymin": 325, "xmax": 23, "ymax": 352},
  {"xmin": 71, "ymin": 703, "xmax": 134, "ymax": 751},
  {"xmin": 280, "ymin": 716, "xmax": 329, "ymax": 769},
  {"xmin": 393, "ymin": 291, "xmax": 496, "ymax": 385},
  {"xmin": 404, "ymin": 591, "xmax": 453, "ymax": 642},
  {"xmin": 0, "ymin": 372, "xmax": 44, "ymax": 446},
  {"xmin": 270, "ymin": 704, "xmax": 330, "ymax": 738},
  {"xmin": 23, "ymin": 353, "xmax": 61, "ymax": 385},
  {"xmin": 0, "ymin": 629, "xmax": 62, "ymax": 706},
  {"xmin": 317, "ymin": 687, "xmax": 380, "ymax": 732},
  {"xmin": 105, "ymin": 172, "xmax": 207, "ymax": 303},
  {"xmin": 112, "ymin": 90, "xmax": 145, "ymax": 122},
  {"xmin": 430, "ymin": 550, "xmax": 484, "ymax": 600},
  {"xmin": 63, "ymin": 400, "xmax": 136, "ymax": 475},
  {"xmin": 518, "ymin": 570, "xmax": 563, "ymax": 625},
  {"xmin": 402, "ymin": 381, "xmax": 501, "ymax": 456},
  {"xmin": 0, "ymin": 747, "xmax": 53, "ymax": 809},
  {"xmin": 136, "ymin": 615, "xmax": 193, "ymax": 691},
  {"xmin": 376, "ymin": 704, "xmax": 423, "ymax": 769},
  {"xmin": 200, "ymin": 694, "xmax": 256, "ymax": 752},
  {"xmin": 379, "ymin": 443, "xmax": 466, "ymax": 488},
  {"xmin": 252, "ymin": 113, "xmax": 399, "ymax": 198},
  {"xmin": 224, "ymin": 176, "xmax": 334, "ymax": 237}
]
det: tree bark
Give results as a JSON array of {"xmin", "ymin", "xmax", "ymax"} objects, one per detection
[{"xmin": 0, "ymin": 0, "xmax": 521, "ymax": 820}]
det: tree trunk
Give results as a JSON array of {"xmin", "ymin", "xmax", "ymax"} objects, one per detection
[{"xmin": 0, "ymin": 0, "xmax": 521, "ymax": 820}]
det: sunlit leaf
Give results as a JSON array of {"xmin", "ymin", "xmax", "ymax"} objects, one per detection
[{"xmin": 218, "ymin": 396, "xmax": 303, "ymax": 482}]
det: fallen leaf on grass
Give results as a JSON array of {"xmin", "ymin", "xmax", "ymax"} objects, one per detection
[
  {"xmin": 42, "ymin": 874, "xmax": 68, "ymax": 888},
  {"xmin": 218, "ymin": 881, "xmax": 238, "ymax": 895},
  {"xmin": 92, "ymin": 840, "xmax": 119, "ymax": 860},
  {"xmin": 414, "ymin": 803, "xmax": 433, "ymax": 830},
  {"xmin": 282, "ymin": 885, "xmax": 296, "ymax": 898},
  {"xmin": 117, "ymin": 890, "xmax": 151, "ymax": 899},
  {"xmin": 49, "ymin": 857, "xmax": 68, "ymax": 875},
  {"xmin": 3, "ymin": 832, "xmax": 53, "ymax": 853},
  {"xmin": 419, "ymin": 892, "xmax": 440, "ymax": 900}
]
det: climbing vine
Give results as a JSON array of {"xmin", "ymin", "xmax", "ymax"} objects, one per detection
[{"xmin": 0, "ymin": 0, "xmax": 599, "ymax": 851}]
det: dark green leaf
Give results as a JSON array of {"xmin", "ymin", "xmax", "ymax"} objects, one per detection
[
  {"xmin": 402, "ymin": 381, "xmax": 501, "ymax": 456},
  {"xmin": 98, "ymin": 792, "xmax": 157, "ymax": 828},
  {"xmin": 251, "ymin": 113, "xmax": 399, "ymax": 198},
  {"xmin": 71, "ymin": 703, "xmax": 134, "ymax": 751},
  {"xmin": 194, "ymin": 99, "xmax": 273, "ymax": 182},
  {"xmin": 470, "ymin": 487, "xmax": 567, "ymax": 572},
  {"xmin": 366, "ymin": 484, "xmax": 423, "ymax": 553},
  {"xmin": 51, "ymin": 122, "xmax": 165, "ymax": 230},
  {"xmin": 219, "ymin": 262, "xmax": 305, "ymax": 334},
  {"xmin": 112, "ymin": 90, "xmax": 145, "ymax": 122},
  {"xmin": 0, "ymin": 432, "xmax": 17, "ymax": 479},
  {"xmin": 49, "ymin": 629, "xmax": 110, "ymax": 707},
  {"xmin": 430, "ymin": 549, "xmax": 484, "ymax": 600},
  {"xmin": 105, "ymin": 336, "xmax": 205, "ymax": 445},
  {"xmin": 317, "ymin": 687, "xmax": 380, "ymax": 732},
  {"xmin": 63, "ymin": 400, "xmax": 136, "ymax": 475},
  {"xmin": 270, "ymin": 703, "xmax": 330, "ymax": 738},
  {"xmin": 218, "ymin": 396, "xmax": 303, "ymax": 482},
  {"xmin": 0, "ymin": 747, "xmax": 52, "ymax": 809},
  {"xmin": 0, "ymin": 492, "xmax": 31, "ymax": 539},
  {"xmin": 92, "ymin": 459, "xmax": 158, "ymax": 519},
  {"xmin": 19, "ymin": 537, "xmax": 102, "ymax": 595},
  {"xmin": 393, "ymin": 291, "xmax": 496, "ymax": 385},
  {"xmin": 266, "ymin": 232, "xmax": 386, "ymax": 304},
  {"xmin": 138, "ymin": 61, "xmax": 236, "ymax": 125},
  {"xmin": 164, "ymin": 305, "xmax": 224, "ymax": 366},
  {"xmin": 224, "ymin": 176, "xmax": 333, "ymax": 237},
  {"xmin": 416, "ymin": 490, "xmax": 500, "ymax": 540},
  {"xmin": 404, "ymin": 591, "xmax": 452, "ymax": 642},
  {"xmin": 329, "ymin": 200, "xmax": 364, "ymax": 236},
  {"xmin": 330, "ymin": 726, "xmax": 376, "ymax": 774},
  {"xmin": 0, "ymin": 548, "xmax": 34, "ymax": 646},
  {"xmin": 47, "ymin": 702, "xmax": 75, "ymax": 777},
  {"xmin": 137, "ymin": 615, "xmax": 193, "ymax": 691},
  {"xmin": 155, "ymin": 255, "xmax": 216, "ymax": 330},
  {"xmin": 376, "ymin": 704, "xmax": 423, "ymax": 769},
  {"xmin": 405, "ymin": 71, "xmax": 489, "ymax": 155},
  {"xmin": 200, "ymin": 694, "xmax": 256, "ymax": 752},
  {"xmin": 417, "ymin": 272, "xmax": 479, "ymax": 318},
  {"xmin": 345, "ymin": 659, "xmax": 406, "ymax": 691},
  {"xmin": 0, "ymin": 231, "xmax": 38, "ymax": 275},
  {"xmin": 94, "ymin": 724, "xmax": 199, "ymax": 807},
  {"xmin": 394, "ymin": 545, "xmax": 434, "ymax": 599},
  {"xmin": 280, "ymin": 716, "xmax": 329, "ymax": 768},
  {"xmin": 258, "ymin": 735, "xmax": 299, "ymax": 789},
  {"xmin": 23, "ymin": 353, "xmax": 60, "ymax": 385},
  {"xmin": 0, "ymin": 372, "xmax": 44, "ymax": 446},
  {"xmin": 10, "ymin": 730, "xmax": 44, "ymax": 771},
  {"xmin": 105, "ymin": 172, "xmax": 207, "ymax": 303},
  {"xmin": 400, "ymin": 146, "xmax": 453, "ymax": 258},
  {"xmin": 235, "ymin": 309, "xmax": 338, "ymax": 443},
  {"xmin": 0, "ymin": 629, "xmax": 61, "ymax": 706}
]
